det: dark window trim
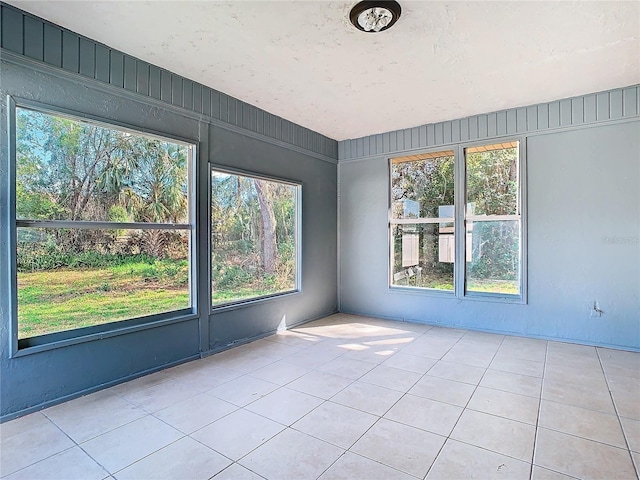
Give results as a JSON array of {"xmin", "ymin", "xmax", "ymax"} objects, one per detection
[
  {"xmin": 209, "ymin": 164, "xmax": 302, "ymax": 313},
  {"xmin": 8, "ymin": 96, "xmax": 199, "ymax": 356}
]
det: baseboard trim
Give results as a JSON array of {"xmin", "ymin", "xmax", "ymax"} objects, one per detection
[{"xmin": 338, "ymin": 308, "xmax": 640, "ymax": 353}]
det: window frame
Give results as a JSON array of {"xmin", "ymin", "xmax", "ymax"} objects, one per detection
[
  {"xmin": 388, "ymin": 137, "xmax": 527, "ymax": 303},
  {"xmin": 208, "ymin": 164, "xmax": 302, "ymax": 312},
  {"xmin": 387, "ymin": 149, "xmax": 457, "ymax": 296},
  {"xmin": 8, "ymin": 97, "xmax": 199, "ymax": 356}
]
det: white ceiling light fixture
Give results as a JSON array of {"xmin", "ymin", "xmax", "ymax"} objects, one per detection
[{"xmin": 349, "ymin": 1, "xmax": 402, "ymax": 33}]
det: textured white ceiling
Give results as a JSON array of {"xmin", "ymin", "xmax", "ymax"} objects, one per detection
[{"xmin": 8, "ymin": 1, "xmax": 640, "ymax": 140}]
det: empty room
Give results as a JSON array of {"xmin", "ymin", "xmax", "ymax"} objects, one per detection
[{"xmin": 0, "ymin": 1, "xmax": 639, "ymax": 479}]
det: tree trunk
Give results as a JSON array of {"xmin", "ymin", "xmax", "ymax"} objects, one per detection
[{"xmin": 254, "ymin": 179, "xmax": 277, "ymax": 274}]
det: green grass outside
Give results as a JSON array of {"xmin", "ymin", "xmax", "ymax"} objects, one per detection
[
  {"xmin": 19, "ymin": 259, "xmax": 516, "ymax": 339},
  {"xmin": 212, "ymin": 286, "xmax": 294, "ymax": 306},
  {"xmin": 17, "ymin": 259, "xmax": 190, "ymax": 339},
  {"xmin": 467, "ymin": 279, "xmax": 519, "ymax": 294},
  {"xmin": 18, "ymin": 258, "xmax": 295, "ymax": 339},
  {"xmin": 394, "ymin": 272, "xmax": 519, "ymax": 295}
]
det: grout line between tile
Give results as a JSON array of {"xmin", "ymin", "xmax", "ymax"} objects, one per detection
[
  {"xmin": 108, "ymin": 435, "xmax": 187, "ymax": 477},
  {"xmin": 595, "ymin": 347, "xmax": 640, "ymax": 480},
  {"xmin": 530, "ymin": 340, "xmax": 549, "ymax": 480},
  {"xmin": 6, "ymin": 317, "xmax": 639, "ymax": 480},
  {"xmin": 43, "ymin": 413, "xmax": 115, "ymax": 479},
  {"xmin": 423, "ymin": 331, "xmax": 507, "ymax": 479}
]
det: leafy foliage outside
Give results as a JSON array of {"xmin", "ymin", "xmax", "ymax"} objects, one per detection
[
  {"xmin": 15, "ymin": 108, "xmax": 298, "ymax": 338},
  {"xmin": 391, "ymin": 146, "xmax": 520, "ymax": 293},
  {"xmin": 211, "ymin": 172, "xmax": 297, "ymax": 305},
  {"xmin": 391, "ymin": 154, "xmax": 455, "ymax": 288},
  {"xmin": 16, "ymin": 108, "xmax": 191, "ymax": 338},
  {"xmin": 466, "ymin": 147, "xmax": 520, "ymax": 291}
]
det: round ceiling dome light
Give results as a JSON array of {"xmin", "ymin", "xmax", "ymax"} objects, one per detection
[{"xmin": 349, "ymin": 1, "xmax": 401, "ymax": 33}]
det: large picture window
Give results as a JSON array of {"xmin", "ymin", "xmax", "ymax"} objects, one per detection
[
  {"xmin": 211, "ymin": 169, "xmax": 299, "ymax": 306},
  {"xmin": 389, "ymin": 140, "xmax": 525, "ymax": 300},
  {"xmin": 15, "ymin": 106, "xmax": 194, "ymax": 339}
]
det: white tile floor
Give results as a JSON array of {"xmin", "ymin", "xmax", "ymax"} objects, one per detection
[{"xmin": 1, "ymin": 313, "xmax": 639, "ymax": 480}]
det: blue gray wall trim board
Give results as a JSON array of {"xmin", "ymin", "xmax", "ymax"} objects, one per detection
[
  {"xmin": 338, "ymin": 85, "xmax": 640, "ymax": 162},
  {"xmin": 0, "ymin": 3, "xmax": 338, "ymax": 420},
  {"xmin": 0, "ymin": 3, "xmax": 338, "ymax": 162}
]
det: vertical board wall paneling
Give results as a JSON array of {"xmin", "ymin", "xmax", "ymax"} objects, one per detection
[
  {"xmin": 1, "ymin": 5, "xmax": 23, "ymax": 54},
  {"xmin": 338, "ymin": 85, "xmax": 640, "ymax": 160},
  {"xmin": 95, "ymin": 44, "xmax": 110, "ymax": 84},
  {"xmin": 496, "ymin": 111, "xmax": 507, "ymax": 136},
  {"xmin": 610, "ymin": 90, "xmax": 623, "ymax": 119},
  {"xmin": 596, "ymin": 92, "xmax": 610, "ymax": 122},
  {"xmin": 160, "ymin": 69, "xmax": 172, "ymax": 103},
  {"xmin": 443, "ymin": 121, "xmax": 453, "ymax": 143},
  {"xmin": 182, "ymin": 79, "xmax": 193, "ymax": 111},
  {"xmin": 571, "ymin": 96, "xmax": 584, "ymax": 125},
  {"xmin": 43, "ymin": 23, "xmax": 62, "ymax": 67},
  {"xmin": 418, "ymin": 125, "xmax": 427, "ymax": 145},
  {"xmin": 171, "ymin": 74, "xmax": 183, "ymax": 108},
  {"xmin": 148, "ymin": 65, "xmax": 161, "ymax": 100},
  {"xmin": 584, "ymin": 94, "xmax": 597, "ymax": 123},
  {"xmin": 460, "ymin": 118, "xmax": 469, "ymax": 141},
  {"xmin": 486, "ymin": 113, "xmax": 497, "ymax": 138},
  {"xmin": 110, "ymin": 50, "xmax": 124, "ymax": 89},
  {"xmin": 228, "ymin": 96, "xmax": 238, "ymax": 125},
  {"xmin": 537, "ymin": 103, "xmax": 548, "ymax": 129},
  {"xmin": 136, "ymin": 60, "xmax": 150, "ymax": 96},
  {"xmin": 61, "ymin": 30, "xmax": 79, "ymax": 73},
  {"xmin": 192, "ymin": 82, "xmax": 202, "ymax": 114},
  {"xmin": 506, "ymin": 109, "xmax": 517, "ymax": 134},
  {"xmin": 478, "ymin": 115, "xmax": 488, "ymax": 139},
  {"xmin": 23, "ymin": 15, "xmax": 43, "ymax": 61},
  {"xmin": 411, "ymin": 126, "xmax": 420, "ymax": 148},
  {"xmin": 78, "ymin": 38, "xmax": 95, "ymax": 78},
  {"xmin": 203, "ymin": 87, "xmax": 214, "ymax": 117},
  {"xmin": 390, "ymin": 130, "xmax": 397, "ymax": 152},
  {"xmin": 219, "ymin": 93, "xmax": 229, "ymax": 123},
  {"xmin": 622, "ymin": 88, "xmax": 639, "ymax": 117},
  {"xmin": 526, "ymin": 106, "xmax": 538, "ymax": 131},
  {"xmin": 548, "ymin": 101, "xmax": 560, "ymax": 129},
  {"xmin": 516, "ymin": 107, "xmax": 527, "ymax": 133},
  {"xmin": 451, "ymin": 119, "xmax": 461, "ymax": 142},
  {"xmin": 560, "ymin": 99, "xmax": 572, "ymax": 126},
  {"xmin": 123, "ymin": 55, "xmax": 137, "ymax": 92},
  {"xmin": 427, "ymin": 123, "xmax": 436, "ymax": 144}
]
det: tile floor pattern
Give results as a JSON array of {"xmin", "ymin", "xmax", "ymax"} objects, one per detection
[{"xmin": 1, "ymin": 314, "xmax": 639, "ymax": 480}]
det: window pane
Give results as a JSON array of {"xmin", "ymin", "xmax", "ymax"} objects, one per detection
[
  {"xmin": 391, "ymin": 223, "xmax": 454, "ymax": 291},
  {"xmin": 466, "ymin": 220, "xmax": 520, "ymax": 295},
  {"xmin": 211, "ymin": 171, "xmax": 298, "ymax": 306},
  {"xmin": 17, "ymin": 227, "xmax": 191, "ymax": 339},
  {"xmin": 391, "ymin": 151, "xmax": 455, "ymax": 219},
  {"xmin": 16, "ymin": 108, "xmax": 190, "ymax": 223},
  {"xmin": 465, "ymin": 143, "xmax": 519, "ymax": 216}
]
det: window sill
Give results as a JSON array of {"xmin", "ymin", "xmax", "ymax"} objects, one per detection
[
  {"xmin": 387, "ymin": 285, "xmax": 527, "ymax": 304},
  {"xmin": 12, "ymin": 310, "xmax": 197, "ymax": 358},
  {"xmin": 463, "ymin": 291, "xmax": 527, "ymax": 305},
  {"xmin": 388, "ymin": 285, "xmax": 456, "ymax": 298},
  {"xmin": 210, "ymin": 290, "xmax": 301, "ymax": 314}
]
